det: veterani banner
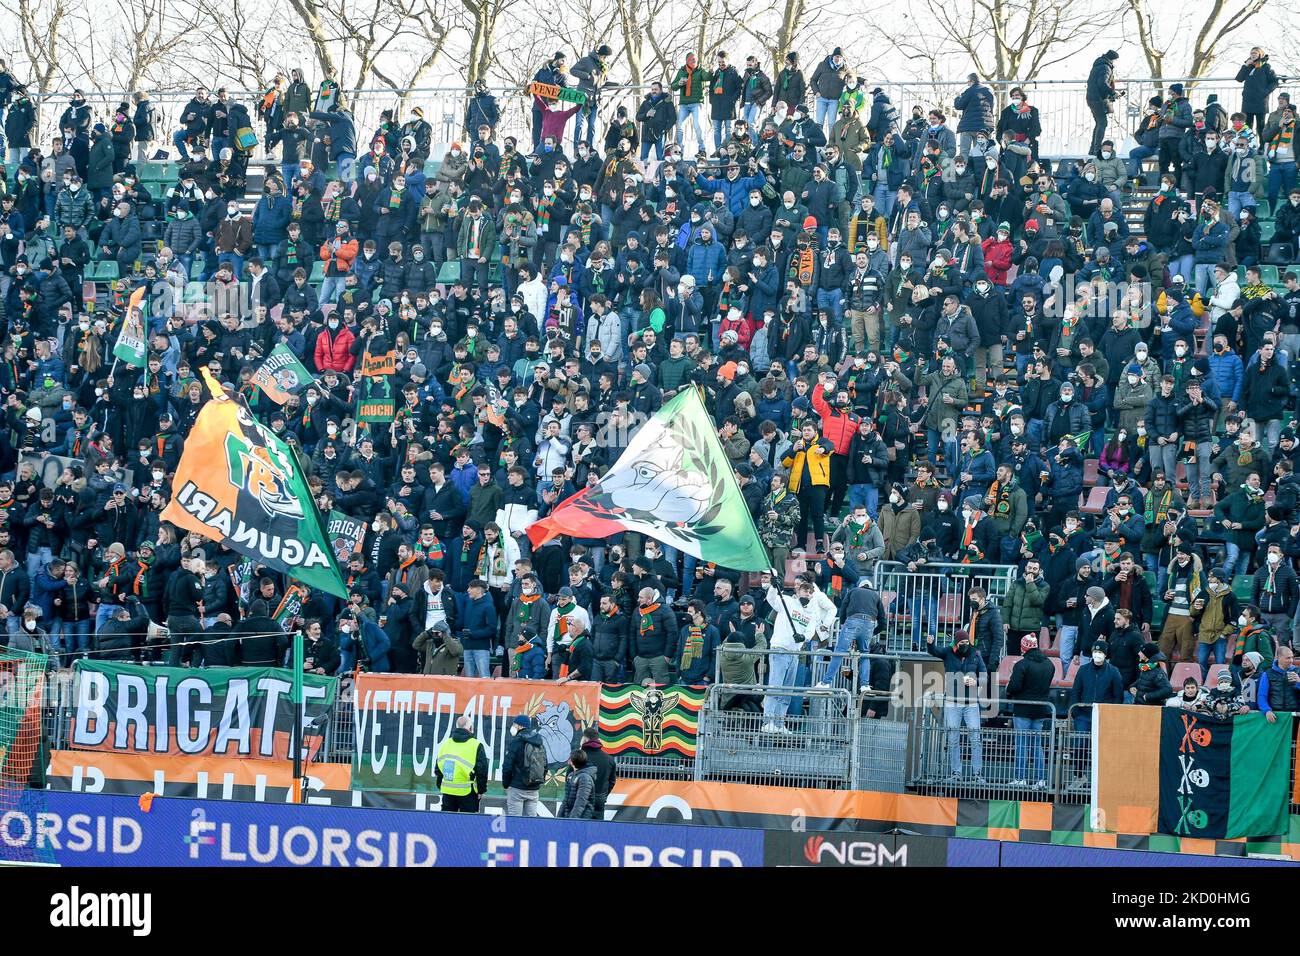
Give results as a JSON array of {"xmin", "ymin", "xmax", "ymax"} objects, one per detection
[
  {"xmin": 69, "ymin": 661, "xmax": 338, "ymax": 761},
  {"xmin": 351, "ymin": 674, "xmax": 600, "ymax": 793}
]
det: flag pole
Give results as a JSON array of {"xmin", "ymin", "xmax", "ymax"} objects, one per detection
[{"xmin": 291, "ymin": 628, "xmax": 304, "ymax": 804}]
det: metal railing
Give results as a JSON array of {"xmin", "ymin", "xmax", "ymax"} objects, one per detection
[
  {"xmin": 695, "ymin": 683, "xmax": 855, "ymax": 788},
  {"xmin": 7, "ymin": 74, "xmax": 1283, "ymax": 169},
  {"xmin": 872, "ymin": 561, "xmax": 1019, "ymax": 656},
  {"xmin": 1055, "ymin": 704, "xmax": 1096, "ymax": 804},
  {"xmin": 911, "ymin": 698, "xmax": 1058, "ymax": 800}
]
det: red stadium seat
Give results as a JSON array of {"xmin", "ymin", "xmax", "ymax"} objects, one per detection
[
  {"xmin": 1081, "ymin": 485, "xmax": 1108, "ymax": 515},
  {"xmin": 997, "ymin": 655, "xmax": 1021, "ymax": 685},
  {"xmin": 1083, "ymin": 458, "xmax": 1099, "ymax": 486},
  {"xmin": 1170, "ymin": 662, "xmax": 1201, "ymax": 688}
]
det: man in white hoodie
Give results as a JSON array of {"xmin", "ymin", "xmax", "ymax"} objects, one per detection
[
  {"xmin": 761, "ymin": 573, "xmax": 835, "ymax": 733},
  {"xmin": 1208, "ymin": 262, "xmax": 1241, "ymax": 324},
  {"xmin": 515, "ymin": 262, "xmax": 549, "ymax": 326}
]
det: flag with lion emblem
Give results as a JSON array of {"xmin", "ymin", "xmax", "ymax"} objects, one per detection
[
  {"xmin": 162, "ymin": 370, "xmax": 349, "ymax": 598},
  {"xmin": 527, "ymin": 388, "xmax": 770, "ymax": 570}
]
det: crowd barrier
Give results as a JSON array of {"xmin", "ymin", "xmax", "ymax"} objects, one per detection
[{"xmin": 872, "ymin": 562, "xmax": 1019, "ymax": 656}]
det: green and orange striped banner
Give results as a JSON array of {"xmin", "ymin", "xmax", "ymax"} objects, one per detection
[{"xmin": 599, "ymin": 684, "xmax": 706, "ymax": 757}]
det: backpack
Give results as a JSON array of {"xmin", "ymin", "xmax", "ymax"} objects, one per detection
[{"xmin": 519, "ymin": 738, "xmax": 547, "ymax": 789}]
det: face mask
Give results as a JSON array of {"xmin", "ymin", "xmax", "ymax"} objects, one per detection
[
  {"xmin": 329, "ymin": 320, "xmax": 339, "ymax": 329},
  {"xmin": 112, "ymin": 208, "xmax": 124, "ymax": 218},
  {"xmin": 954, "ymin": 164, "xmax": 966, "ymax": 174},
  {"xmin": 1101, "ymin": 150, "xmax": 1113, "ymax": 159},
  {"xmin": 1269, "ymin": 552, "xmax": 1282, "ymax": 565},
  {"xmin": 23, "ymin": 620, "xmax": 35, "ymax": 631},
  {"xmin": 1059, "ymin": 392, "xmax": 1073, "ymax": 404},
  {"xmin": 937, "ymin": 500, "xmax": 948, "ymax": 512},
  {"xmin": 95, "ymin": 388, "xmax": 104, "ymax": 397},
  {"xmin": 890, "ymin": 493, "xmax": 902, "ymax": 505},
  {"xmin": 1206, "ymin": 139, "xmax": 1218, "ymax": 149},
  {"xmin": 961, "ymin": 509, "xmax": 972, "ymax": 521},
  {"xmin": 899, "ymin": 260, "xmax": 912, "ymax": 270},
  {"xmin": 1092, "ymin": 652, "xmax": 1105, "ymax": 665},
  {"xmin": 938, "ymin": 209, "xmax": 949, "ymax": 220},
  {"xmin": 371, "ymin": 520, "xmax": 383, "ymax": 532}
]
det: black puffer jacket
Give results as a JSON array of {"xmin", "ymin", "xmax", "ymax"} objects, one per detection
[{"xmin": 1006, "ymin": 648, "xmax": 1055, "ymax": 716}]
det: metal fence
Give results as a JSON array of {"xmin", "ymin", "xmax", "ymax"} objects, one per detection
[
  {"xmin": 872, "ymin": 562, "xmax": 1019, "ymax": 657},
  {"xmin": 1055, "ymin": 704, "xmax": 1095, "ymax": 804},
  {"xmin": 695, "ymin": 683, "xmax": 855, "ymax": 788},
  {"xmin": 852, "ymin": 709, "xmax": 909, "ymax": 793},
  {"xmin": 911, "ymin": 699, "xmax": 1058, "ymax": 801}
]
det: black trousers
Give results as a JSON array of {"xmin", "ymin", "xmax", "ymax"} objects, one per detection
[
  {"xmin": 1158, "ymin": 139, "xmax": 1182, "ymax": 179},
  {"xmin": 796, "ymin": 485, "xmax": 828, "ymax": 548},
  {"xmin": 826, "ymin": 454, "xmax": 849, "ymax": 518},
  {"xmin": 1247, "ymin": 112, "xmax": 1267, "ymax": 134},
  {"xmin": 1087, "ymin": 101, "xmax": 1110, "ymax": 158},
  {"xmin": 441, "ymin": 792, "xmax": 481, "ymax": 813}
]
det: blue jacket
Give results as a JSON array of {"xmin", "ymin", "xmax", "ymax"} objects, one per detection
[
  {"xmin": 514, "ymin": 639, "xmax": 545, "ymax": 679},
  {"xmin": 355, "ymin": 618, "xmax": 392, "ymax": 672},
  {"xmin": 30, "ymin": 567, "xmax": 65, "ymax": 620},
  {"xmin": 252, "ymin": 195, "xmax": 293, "ymax": 245},
  {"xmin": 685, "ymin": 236, "xmax": 727, "ymax": 287},
  {"xmin": 925, "ymin": 641, "xmax": 987, "ymax": 704},
  {"xmin": 959, "ymin": 448, "xmax": 996, "ymax": 501},
  {"xmin": 1208, "ymin": 349, "xmax": 1244, "ymax": 403},
  {"xmin": 1158, "ymin": 301, "xmax": 1198, "ymax": 361},
  {"xmin": 1070, "ymin": 660, "xmax": 1125, "ymax": 706},
  {"xmin": 953, "ymin": 84, "xmax": 996, "ymax": 133},
  {"xmin": 696, "ymin": 172, "xmax": 767, "ymax": 217},
  {"xmin": 459, "ymin": 593, "xmax": 499, "ymax": 650},
  {"xmin": 747, "ymin": 262, "xmax": 781, "ymax": 320},
  {"xmin": 1047, "ymin": 445, "xmax": 1084, "ymax": 501},
  {"xmin": 308, "ymin": 109, "xmax": 357, "ymax": 159},
  {"xmin": 1192, "ymin": 219, "xmax": 1229, "ymax": 263}
]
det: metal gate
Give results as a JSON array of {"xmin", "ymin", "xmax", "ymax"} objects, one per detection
[
  {"xmin": 872, "ymin": 562, "xmax": 1018, "ymax": 656},
  {"xmin": 911, "ymin": 698, "xmax": 1057, "ymax": 800}
]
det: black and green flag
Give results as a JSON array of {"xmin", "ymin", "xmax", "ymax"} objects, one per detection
[{"xmin": 1157, "ymin": 709, "xmax": 1292, "ymax": 839}]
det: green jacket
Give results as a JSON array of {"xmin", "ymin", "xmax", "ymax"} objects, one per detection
[
  {"xmin": 456, "ymin": 212, "xmax": 497, "ymax": 259},
  {"xmin": 1005, "ymin": 577, "xmax": 1049, "ymax": 633},
  {"xmin": 923, "ymin": 370, "xmax": 968, "ymax": 432},
  {"xmin": 672, "ymin": 65, "xmax": 712, "ymax": 105}
]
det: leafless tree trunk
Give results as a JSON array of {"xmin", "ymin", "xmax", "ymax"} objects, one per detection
[{"xmin": 2, "ymin": 0, "xmax": 75, "ymax": 134}]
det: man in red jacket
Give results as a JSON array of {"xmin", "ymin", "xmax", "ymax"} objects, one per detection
[
  {"xmin": 811, "ymin": 372, "xmax": 861, "ymax": 519},
  {"xmin": 314, "ymin": 314, "xmax": 357, "ymax": 373}
]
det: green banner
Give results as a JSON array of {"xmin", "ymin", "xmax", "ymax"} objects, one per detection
[{"xmin": 69, "ymin": 661, "xmax": 338, "ymax": 761}]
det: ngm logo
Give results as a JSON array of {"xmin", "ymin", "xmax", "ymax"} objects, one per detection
[{"xmin": 802, "ymin": 835, "xmax": 907, "ymax": 867}]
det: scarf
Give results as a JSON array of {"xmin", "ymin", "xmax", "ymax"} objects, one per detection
[
  {"xmin": 681, "ymin": 65, "xmax": 698, "ymax": 98},
  {"xmin": 639, "ymin": 603, "xmax": 660, "ymax": 635},
  {"xmin": 1271, "ymin": 122, "xmax": 1295, "ymax": 154},
  {"xmin": 415, "ymin": 536, "xmax": 444, "ymax": 561},
  {"xmin": 844, "ymin": 518, "xmax": 872, "ymax": 550},
  {"xmin": 1145, "ymin": 486, "xmax": 1176, "ymax": 525},
  {"xmin": 579, "ymin": 217, "xmax": 593, "ymax": 247},
  {"xmin": 879, "ymin": 145, "xmax": 892, "ymax": 169},
  {"xmin": 795, "ymin": 246, "xmax": 815, "ymax": 285},
  {"xmin": 536, "ymin": 194, "xmax": 554, "ymax": 230},
  {"xmin": 681, "ymin": 625, "xmax": 705, "ymax": 670},
  {"xmin": 476, "ymin": 542, "xmax": 507, "ymax": 579},
  {"xmin": 387, "ymin": 189, "xmax": 404, "ymax": 210},
  {"xmin": 960, "ymin": 512, "xmax": 986, "ymax": 562},
  {"xmin": 989, "ymin": 478, "xmax": 1015, "ymax": 518},
  {"xmin": 1139, "ymin": 659, "xmax": 1159, "ymax": 672},
  {"xmin": 396, "ymin": 555, "xmax": 418, "ymax": 585},
  {"xmin": 558, "ymin": 633, "xmax": 586, "ymax": 679},
  {"xmin": 459, "ymin": 536, "xmax": 478, "ymax": 564},
  {"xmin": 1233, "ymin": 622, "xmax": 1265, "ymax": 660}
]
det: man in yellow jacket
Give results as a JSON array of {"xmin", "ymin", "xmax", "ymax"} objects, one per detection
[
  {"xmin": 782, "ymin": 420, "xmax": 835, "ymax": 553},
  {"xmin": 435, "ymin": 716, "xmax": 490, "ymax": 812}
]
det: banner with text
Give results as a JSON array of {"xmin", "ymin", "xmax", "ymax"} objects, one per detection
[
  {"xmin": 68, "ymin": 661, "xmax": 339, "ymax": 761},
  {"xmin": 351, "ymin": 674, "xmax": 600, "ymax": 792}
]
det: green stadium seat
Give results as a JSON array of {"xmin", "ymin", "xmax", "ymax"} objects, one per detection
[
  {"xmin": 87, "ymin": 260, "xmax": 120, "ymax": 281},
  {"xmin": 1151, "ymin": 599, "xmax": 1167, "ymax": 631},
  {"xmin": 436, "ymin": 261, "xmax": 460, "ymax": 283},
  {"xmin": 182, "ymin": 282, "xmax": 207, "ymax": 303},
  {"xmin": 1260, "ymin": 264, "xmax": 1281, "ymax": 285},
  {"xmin": 1232, "ymin": 574, "xmax": 1254, "ymax": 601},
  {"xmin": 309, "ymin": 260, "xmax": 325, "ymax": 283}
]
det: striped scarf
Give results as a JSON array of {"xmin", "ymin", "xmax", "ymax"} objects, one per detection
[
  {"xmin": 536, "ymin": 195, "xmax": 554, "ymax": 230},
  {"xmin": 517, "ymin": 593, "xmax": 539, "ymax": 623},
  {"xmin": 681, "ymin": 625, "xmax": 705, "ymax": 669},
  {"xmin": 639, "ymin": 603, "xmax": 661, "ymax": 635}
]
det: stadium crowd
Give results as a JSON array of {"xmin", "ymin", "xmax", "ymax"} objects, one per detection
[{"xmin": 1, "ymin": 39, "xmax": 1300, "ymax": 759}]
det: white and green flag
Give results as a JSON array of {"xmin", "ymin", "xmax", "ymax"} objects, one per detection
[
  {"xmin": 528, "ymin": 387, "xmax": 770, "ymax": 571},
  {"xmin": 112, "ymin": 285, "xmax": 148, "ymax": 368}
]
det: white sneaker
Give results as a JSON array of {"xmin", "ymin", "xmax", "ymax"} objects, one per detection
[
  {"xmin": 1009, "ymin": 778, "xmax": 1028, "ymax": 787},
  {"xmin": 1032, "ymin": 779, "xmax": 1048, "ymax": 791},
  {"xmin": 777, "ymin": 725, "xmax": 794, "ymax": 735},
  {"xmin": 761, "ymin": 722, "xmax": 778, "ymax": 733},
  {"xmin": 813, "ymin": 680, "xmax": 831, "ymax": 690}
]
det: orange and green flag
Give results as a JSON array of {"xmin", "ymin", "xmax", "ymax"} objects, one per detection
[{"xmin": 162, "ymin": 370, "xmax": 348, "ymax": 598}]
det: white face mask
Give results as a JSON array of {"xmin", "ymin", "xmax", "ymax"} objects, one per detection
[
  {"xmin": 1238, "ymin": 614, "xmax": 1249, "ymax": 627},
  {"xmin": 1085, "ymin": 172, "xmax": 1096, "ymax": 182},
  {"xmin": 371, "ymin": 520, "xmax": 382, "ymax": 532},
  {"xmin": 1092, "ymin": 652, "xmax": 1105, "ymax": 664},
  {"xmin": 1101, "ymin": 151, "xmax": 1113, "ymax": 159},
  {"xmin": 890, "ymin": 493, "xmax": 902, "ymax": 505},
  {"xmin": 1175, "ymin": 346, "xmax": 1187, "ymax": 356},
  {"xmin": 938, "ymin": 210, "xmax": 949, "ymax": 220},
  {"xmin": 937, "ymin": 500, "xmax": 949, "ymax": 512},
  {"xmin": 152, "ymin": 470, "xmax": 164, "ymax": 480},
  {"xmin": 1269, "ymin": 552, "xmax": 1282, "ymax": 564},
  {"xmin": 961, "ymin": 509, "xmax": 972, "ymax": 521},
  {"xmin": 1127, "ymin": 375, "xmax": 1139, "ymax": 386}
]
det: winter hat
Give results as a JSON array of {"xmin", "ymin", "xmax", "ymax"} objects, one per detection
[
  {"xmin": 1020, "ymin": 634, "xmax": 1038, "ymax": 653},
  {"xmin": 1024, "ymin": 218, "xmax": 1039, "ymax": 231},
  {"xmin": 1092, "ymin": 640, "xmax": 1109, "ymax": 656},
  {"xmin": 1075, "ymin": 557, "xmax": 1091, "ymax": 572},
  {"xmin": 1207, "ymin": 566, "xmax": 1227, "ymax": 583},
  {"xmin": 1140, "ymin": 641, "xmax": 1160, "ymax": 660},
  {"xmin": 1169, "ymin": 83, "xmax": 1185, "ymax": 95},
  {"xmin": 718, "ymin": 361, "xmax": 738, "ymax": 382},
  {"xmin": 802, "ymin": 215, "xmax": 818, "ymax": 230},
  {"xmin": 1125, "ymin": 363, "xmax": 1142, "ymax": 376},
  {"xmin": 632, "ymin": 363, "xmax": 652, "ymax": 380},
  {"xmin": 512, "ymin": 714, "xmax": 533, "ymax": 728},
  {"xmin": 1086, "ymin": 586, "xmax": 1106, "ymax": 602}
]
